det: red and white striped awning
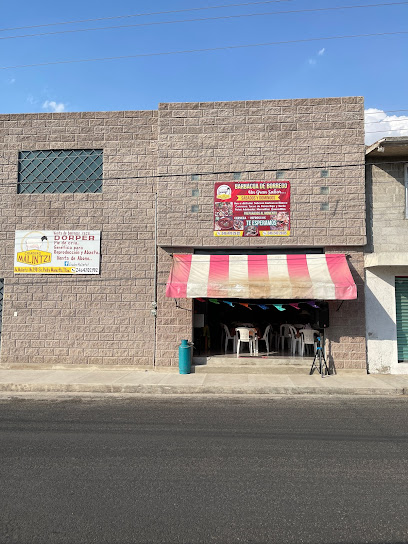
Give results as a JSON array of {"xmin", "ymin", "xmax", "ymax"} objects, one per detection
[{"xmin": 166, "ymin": 254, "xmax": 357, "ymax": 300}]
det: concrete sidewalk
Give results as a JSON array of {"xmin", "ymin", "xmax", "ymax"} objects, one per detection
[{"xmin": 0, "ymin": 366, "xmax": 408, "ymax": 396}]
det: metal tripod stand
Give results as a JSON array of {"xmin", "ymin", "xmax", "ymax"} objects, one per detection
[{"xmin": 309, "ymin": 332, "xmax": 329, "ymax": 377}]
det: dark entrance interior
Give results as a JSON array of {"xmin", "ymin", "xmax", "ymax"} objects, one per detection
[{"xmin": 193, "ymin": 298, "xmax": 328, "ymax": 356}]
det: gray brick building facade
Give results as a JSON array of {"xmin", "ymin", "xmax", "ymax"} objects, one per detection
[
  {"xmin": 0, "ymin": 97, "xmax": 367, "ymax": 370},
  {"xmin": 365, "ymin": 138, "xmax": 408, "ymax": 374}
]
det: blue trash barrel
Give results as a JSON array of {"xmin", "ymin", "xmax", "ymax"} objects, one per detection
[{"xmin": 179, "ymin": 339, "xmax": 192, "ymax": 374}]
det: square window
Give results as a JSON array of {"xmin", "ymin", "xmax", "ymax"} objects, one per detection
[
  {"xmin": 320, "ymin": 202, "xmax": 329, "ymax": 211},
  {"xmin": 192, "ymin": 189, "xmax": 200, "ymax": 197},
  {"xmin": 191, "ymin": 174, "xmax": 200, "ymax": 181},
  {"xmin": 321, "ymin": 169, "xmax": 329, "ymax": 178},
  {"xmin": 233, "ymin": 172, "xmax": 242, "ymax": 180},
  {"xmin": 18, "ymin": 149, "xmax": 103, "ymax": 194},
  {"xmin": 320, "ymin": 186, "xmax": 329, "ymax": 195},
  {"xmin": 191, "ymin": 204, "xmax": 199, "ymax": 213},
  {"xmin": 276, "ymin": 171, "xmax": 285, "ymax": 180}
]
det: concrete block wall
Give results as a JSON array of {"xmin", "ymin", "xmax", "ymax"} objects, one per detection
[
  {"xmin": 156, "ymin": 248, "xmax": 193, "ymax": 367},
  {"xmin": 157, "ymin": 97, "xmax": 366, "ymax": 249},
  {"xmin": 326, "ymin": 248, "xmax": 366, "ymax": 370},
  {"xmin": 366, "ymin": 161, "xmax": 407, "ymax": 253},
  {"xmin": 0, "ymin": 111, "xmax": 158, "ymax": 366}
]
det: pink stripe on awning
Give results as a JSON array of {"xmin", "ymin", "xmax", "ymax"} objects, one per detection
[
  {"xmin": 165, "ymin": 254, "xmax": 192, "ymax": 298},
  {"xmin": 287, "ymin": 254, "xmax": 309, "ymax": 279},
  {"xmin": 207, "ymin": 255, "xmax": 230, "ymax": 298},
  {"xmin": 326, "ymin": 254, "xmax": 357, "ymax": 300},
  {"xmin": 248, "ymin": 255, "xmax": 269, "ymax": 298},
  {"xmin": 287, "ymin": 254, "xmax": 314, "ymax": 298}
]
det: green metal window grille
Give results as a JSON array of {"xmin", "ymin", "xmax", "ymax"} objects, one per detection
[
  {"xmin": 18, "ymin": 149, "xmax": 103, "ymax": 194},
  {"xmin": 0, "ymin": 279, "xmax": 3, "ymax": 343}
]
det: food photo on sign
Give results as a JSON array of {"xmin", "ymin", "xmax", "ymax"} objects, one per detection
[
  {"xmin": 214, "ymin": 201, "xmax": 234, "ymax": 230},
  {"xmin": 213, "ymin": 181, "xmax": 291, "ymax": 237}
]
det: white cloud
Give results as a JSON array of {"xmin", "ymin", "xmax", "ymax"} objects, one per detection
[
  {"xmin": 307, "ymin": 48, "xmax": 326, "ymax": 66},
  {"xmin": 42, "ymin": 100, "xmax": 66, "ymax": 113},
  {"xmin": 27, "ymin": 95, "xmax": 37, "ymax": 105},
  {"xmin": 365, "ymin": 108, "xmax": 408, "ymax": 145}
]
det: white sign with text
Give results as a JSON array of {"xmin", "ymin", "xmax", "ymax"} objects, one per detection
[{"xmin": 14, "ymin": 230, "xmax": 100, "ymax": 274}]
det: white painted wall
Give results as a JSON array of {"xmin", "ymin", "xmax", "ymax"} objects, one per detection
[{"xmin": 365, "ymin": 266, "xmax": 408, "ymax": 374}]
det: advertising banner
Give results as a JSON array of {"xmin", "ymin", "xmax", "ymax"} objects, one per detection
[
  {"xmin": 214, "ymin": 181, "xmax": 290, "ymax": 237},
  {"xmin": 14, "ymin": 230, "xmax": 100, "ymax": 274}
]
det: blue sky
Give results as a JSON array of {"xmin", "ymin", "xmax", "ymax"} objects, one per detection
[{"xmin": 2, "ymin": 0, "xmax": 408, "ymax": 143}]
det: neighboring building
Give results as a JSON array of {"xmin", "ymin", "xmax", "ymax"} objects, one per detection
[
  {"xmin": 365, "ymin": 137, "xmax": 408, "ymax": 374},
  {"xmin": 0, "ymin": 96, "xmax": 366, "ymax": 371}
]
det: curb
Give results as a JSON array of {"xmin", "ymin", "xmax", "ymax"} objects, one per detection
[{"xmin": 0, "ymin": 383, "xmax": 405, "ymax": 396}]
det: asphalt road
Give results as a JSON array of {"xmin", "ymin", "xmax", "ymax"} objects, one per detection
[{"xmin": 0, "ymin": 395, "xmax": 407, "ymax": 544}]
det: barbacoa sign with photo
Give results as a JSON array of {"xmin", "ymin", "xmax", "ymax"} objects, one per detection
[
  {"xmin": 14, "ymin": 230, "xmax": 100, "ymax": 274},
  {"xmin": 214, "ymin": 181, "xmax": 290, "ymax": 237}
]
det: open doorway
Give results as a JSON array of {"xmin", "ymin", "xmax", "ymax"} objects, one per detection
[{"xmin": 193, "ymin": 298, "xmax": 328, "ymax": 358}]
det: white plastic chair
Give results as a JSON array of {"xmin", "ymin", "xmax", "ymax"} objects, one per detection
[
  {"xmin": 291, "ymin": 332, "xmax": 302, "ymax": 356},
  {"xmin": 221, "ymin": 323, "xmax": 236, "ymax": 354},
  {"xmin": 280, "ymin": 324, "xmax": 301, "ymax": 355},
  {"xmin": 247, "ymin": 328, "xmax": 259, "ymax": 355},
  {"xmin": 236, "ymin": 327, "xmax": 255, "ymax": 358},
  {"xmin": 299, "ymin": 328, "xmax": 319, "ymax": 356},
  {"xmin": 280, "ymin": 324, "xmax": 295, "ymax": 352},
  {"xmin": 268, "ymin": 326, "xmax": 278, "ymax": 351},
  {"xmin": 257, "ymin": 324, "xmax": 271, "ymax": 355}
]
